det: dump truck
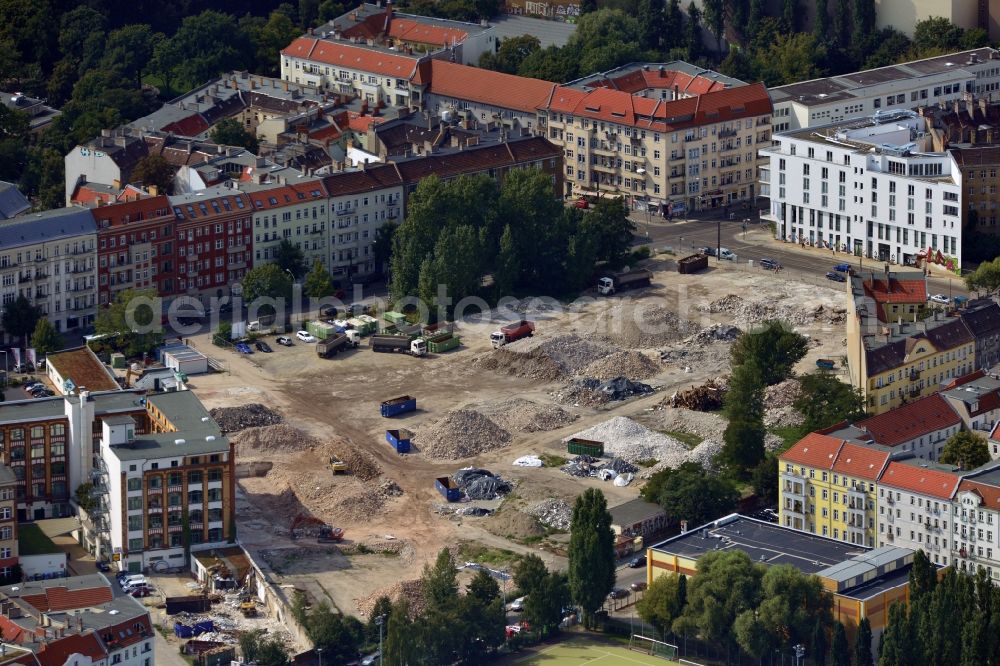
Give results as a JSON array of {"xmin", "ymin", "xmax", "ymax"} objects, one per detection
[
  {"xmin": 426, "ymin": 333, "xmax": 460, "ymax": 353},
  {"xmin": 566, "ymin": 438, "xmax": 605, "ymax": 457},
  {"xmin": 490, "ymin": 320, "xmax": 534, "ymax": 348},
  {"xmin": 316, "ymin": 331, "xmax": 361, "ymax": 357},
  {"xmin": 381, "ymin": 395, "xmax": 417, "ymax": 418},
  {"xmin": 597, "ymin": 268, "xmax": 653, "ymax": 295},
  {"xmin": 386, "ymin": 429, "xmax": 412, "ymax": 453},
  {"xmin": 677, "ymin": 253, "xmax": 709, "ymax": 274},
  {"xmin": 436, "ymin": 476, "xmax": 462, "ymax": 502},
  {"xmin": 328, "ymin": 455, "xmax": 348, "ymax": 474},
  {"xmin": 371, "ymin": 334, "xmax": 427, "ymax": 356}
]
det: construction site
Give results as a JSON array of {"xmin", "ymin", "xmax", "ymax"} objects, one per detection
[{"xmin": 177, "ymin": 259, "xmax": 848, "ymax": 637}]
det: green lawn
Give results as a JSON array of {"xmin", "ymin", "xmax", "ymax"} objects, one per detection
[
  {"xmin": 510, "ymin": 636, "xmax": 683, "ymax": 665},
  {"xmin": 18, "ymin": 523, "xmax": 60, "ymax": 555}
]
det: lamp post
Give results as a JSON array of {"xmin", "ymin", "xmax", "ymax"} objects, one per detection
[
  {"xmin": 316, "ymin": 647, "xmax": 323, "ymax": 666},
  {"xmin": 794, "ymin": 643, "xmax": 805, "ymax": 666},
  {"xmin": 376, "ymin": 614, "xmax": 386, "ymax": 666}
]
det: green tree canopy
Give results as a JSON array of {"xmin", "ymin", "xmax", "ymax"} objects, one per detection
[
  {"xmin": 241, "ymin": 263, "xmax": 294, "ymax": 303},
  {"xmin": 641, "ymin": 461, "xmax": 740, "ymax": 527},
  {"xmin": 794, "ymin": 372, "xmax": 867, "ymax": 433},
  {"xmin": 479, "ymin": 35, "xmax": 540, "ymax": 74},
  {"xmin": 568, "ymin": 488, "xmax": 616, "ymax": 628},
  {"xmin": 731, "ymin": 320, "xmax": 809, "ymax": 386},
  {"xmin": 939, "ymin": 430, "xmax": 990, "ymax": 470},
  {"xmin": 513, "ymin": 553, "xmax": 548, "ymax": 597},
  {"xmin": 636, "ymin": 572, "xmax": 686, "ymax": 638},
  {"xmin": 855, "ymin": 616, "xmax": 874, "ymax": 666},
  {"xmin": 154, "ymin": 10, "xmax": 252, "ymax": 91},
  {"xmin": 101, "ymin": 25, "xmax": 160, "ymax": 89},
  {"xmin": 210, "ymin": 117, "xmax": 260, "ymax": 154},
  {"xmin": 722, "ymin": 361, "xmax": 767, "ymax": 475},
  {"xmin": 303, "ymin": 260, "xmax": 335, "ymax": 299},
  {"xmin": 131, "ymin": 155, "xmax": 173, "ymax": 194},
  {"xmin": 754, "ymin": 32, "xmax": 827, "ymax": 86},
  {"xmin": 583, "ymin": 196, "xmax": 636, "ymax": 265},
  {"xmin": 239, "ymin": 629, "xmax": 289, "ymax": 666},
  {"xmin": 30, "ymin": 318, "xmax": 63, "ymax": 356},
  {"xmin": 965, "ymin": 256, "xmax": 1000, "ymax": 295},
  {"xmin": 298, "ymin": 603, "xmax": 363, "ymax": 663},
  {"xmin": 272, "ymin": 239, "xmax": 306, "ymax": 279},
  {"xmin": 522, "ymin": 570, "xmax": 569, "ymax": 636},
  {"xmin": 3, "ymin": 295, "xmax": 40, "ymax": 348}
]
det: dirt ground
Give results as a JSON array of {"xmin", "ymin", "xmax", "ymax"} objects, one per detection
[{"xmin": 179, "ymin": 261, "xmax": 848, "ymax": 617}]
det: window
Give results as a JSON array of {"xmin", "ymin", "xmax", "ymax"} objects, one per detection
[
  {"xmin": 127, "ymin": 515, "xmax": 143, "ymax": 531},
  {"xmin": 127, "ymin": 478, "xmax": 142, "ymax": 491}
]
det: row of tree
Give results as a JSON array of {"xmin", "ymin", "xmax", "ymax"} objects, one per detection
[
  {"xmin": 389, "ymin": 170, "xmax": 634, "ymax": 315},
  {"xmin": 636, "ymin": 549, "xmax": 874, "ymax": 666}
]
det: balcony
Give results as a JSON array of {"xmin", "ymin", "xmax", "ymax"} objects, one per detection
[
  {"xmin": 718, "ymin": 128, "xmax": 739, "ymax": 138},
  {"xmin": 669, "ymin": 154, "xmax": 685, "ymax": 162},
  {"xmin": 336, "ymin": 207, "xmax": 354, "ymax": 217},
  {"xmin": 227, "ymin": 244, "xmax": 247, "ymax": 254},
  {"xmin": 909, "ymin": 369, "xmax": 921, "ymax": 381},
  {"xmin": 756, "ymin": 117, "xmax": 771, "ymax": 126},
  {"xmin": 719, "ymin": 143, "xmax": 739, "ymax": 153}
]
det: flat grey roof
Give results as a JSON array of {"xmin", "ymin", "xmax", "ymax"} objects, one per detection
[
  {"xmin": 145, "ymin": 390, "xmax": 221, "ymax": 435},
  {"xmin": 610, "ymin": 498, "xmax": 665, "ymax": 526},
  {"xmin": 0, "ymin": 207, "xmax": 96, "ymax": 250},
  {"xmin": 162, "ymin": 345, "xmax": 207, "ymax": 362},
  {"xmin": 108, "ymin": 431, "xmax": 229, "ymax": 461}
]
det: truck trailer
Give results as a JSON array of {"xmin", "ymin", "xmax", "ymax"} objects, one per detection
[
  {"xmin": 597, "ymin": 268, "xmax": 653, "ymax": 295},
  {"xmin": 316, "ymin": 331, "xmax": 361, "ymax": 357},
  {"xmin": 370, "ymin": 334, "xmax": 427, "ymax": 356},
  {"xmin": 490, "ymin": 320, "xmax": 534, "ymax": 348}
]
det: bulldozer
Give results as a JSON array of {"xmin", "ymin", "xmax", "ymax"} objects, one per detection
[{"xmin": 239, "ymin": 595, "xmax": 258, "ymax": 617}]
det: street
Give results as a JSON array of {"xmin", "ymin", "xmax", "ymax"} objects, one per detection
[{"xmin": 632, "ymin": 211, "xmax": 970, "ymax": 299}]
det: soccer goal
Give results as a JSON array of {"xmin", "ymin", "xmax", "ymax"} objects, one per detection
[{"xmin": 628, "ymin": 634, "xmax": 679, "ymax": 660}]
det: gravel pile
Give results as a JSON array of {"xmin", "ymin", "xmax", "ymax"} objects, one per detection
[
  {"xmin": 597, "ymin": 303, "xmax": 701, "ymax": 347},
  {"xmin": 582, "ymin": 351, "xmax": 660, "ymax": 381},
  {"xmin": 527, "ymin": 499, "xmax": 572, "ymax": 530},
  {"xmin": 699, "ymin": 295, "xmax": 847, "ymax": 328},
  {"xmin": 567, "ymin": 417, "xmax": 689, "ymax": 464},
  {"xmin": 210, "ymin": 404, "xmax": 283, "ymax": 433},
  {"xmin": 357, "ymin": 580, "xmax": 425, "ymax": 618},
  {"xmin": 550, "ymin": 383, "xmax": 611, "ymax": 407},
  {"xmin": 476, "ymin": 334, "xmax": 615, "ymax": 381},
  {"xmin": 765, "ymin": 405, "xmax": 805, "ymax": 428},
  {"xmin": 479, "ymin": 398, "xmax": 578, "ymax": 433},
  {"xmin": 765, "ymin": 378, "xmax": 802, "ymax": 408},
  {"xmin": 418, "ymin": 410, "xmax": 512, "ymax": 459}
]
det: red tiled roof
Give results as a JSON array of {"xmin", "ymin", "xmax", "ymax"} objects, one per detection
[
  {"xmin": 33, "ymin": 585, "xmax": 114, "ymax": 612},
  {"xmin": 248, "ymin": 182, "xmax": 327, "ymax": 211},
  {"xmin": 71, "ymin": 185, "xmax": 117, "ymax": 207},
  {"xmin": 944, "ymin": 370, "xmax": 986, "ymax": 389},
  {"xmin": 863, "ymin": 277, "xmax": 927, "ymax": 304},
  {"xmin": 855, "ymin": 394, "xmax": 960, "ymax": 446},
  {"xmin": 161, "ymin": 114, "xmax": 210, "ymax": 137},
  {"xmin": 388, "ymin": 18, "xmax": 467, "ymax": 46},
  {"xmin": 347, "ymin": 112, "xmax": 382, "ymax": 132},
  {"xmin": 779, "ymin": 432, "xmax": 845, "ymax": 469},
  {"xmin": 321, "ymin": 163, "xmax": 403, "ymax": 196},
  {"xmin": 36, "ymin": 632, "xmax": 105, "ymax": 666},
  {"xmin": 92, "ymin": 195, "xmax": 173, "ymax": 228},
  {"xmin": 103, "ymin": 615, "xmax": 153, "ymax": 650},
  {"xmin": 831, "ymin": 442, "xmax": 891, "ymax": 481},
  {"xmin": 957, "ymin": 479, "xmax": 1000, "ymax": 510},
  {"xmin": 281, "ymin": 37, "xmax": 420, "ymax": 79},
  {"xmin": 590, "ymin": 68, "xmax": 730, "ymax": 95},
  {"xmin": 880, "ymin": 461, "xmax": 960, "ymax": 499},
  {"xmin": 425, "ymin": 60, "xmax": 557, "ymax": 114}
]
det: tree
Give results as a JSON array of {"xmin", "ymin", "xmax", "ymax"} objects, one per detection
[
  {"xmin": 383, "ymin": 597, "xmax": 417, "ymax": 666},
  {"xmin": 239, "ymin": 629, "xmax": 289, "ymax": 666},
  {"xmin": 101, "ymin": 25, "xmax": 160, "ymax": 89},
  {"xmin": 248, "ymin": 10, "xmax": 301, "ymax": 76},
  {"xmin": 702, "ymin": 0, "xmax": 724, "ymax": 54},
  {"xmin": 664, "ymin": 0, "xmax": 684, "ymax": 51},
  {"xmin": 637, "ymin": 0, "xmax": 666, "ymax": 51},
  {"xmin": 366, "ymin": 595, "xmax": 393, "ymax": 646},
  {"xmin": 731, "ymin": 320, "xmax": 809, "ymax": 386},
  {"xmin": 241, "ymin": 263, "xmax": 293, "ymax": 303},
  {"xmin": 811, "ymin": 618, "xmax": 829, "ymax": 665},
  {"xmin": 371, "ymin": 221, "xmax": 396, "ymax": 277},
  {"xmin": 636, "ymin": 572, "xmax": 685, "ymax": 638},
  {"xmin": 795, "ymin": 372, "xmax": 866, "ymax": 433},
  {"xmin": 912, "ymin": 17, "xmax": 964, "ymax": 53},
  {"xmin": 855, "ymin": 616, "xmax": 874, "ymax": 666},
  {"xmin": 746, "ymin": 0, "xmax": 764, "ymax": 44},
  {"xmin": 752, "ymin": 452, "xmax": 779, "ymax": 505},
  {"xmin": 641, "ymin": 462, "xmax": 740, "ymax": 527},
  {"xmin": 130, "ymin": 155, "xmax": 173, "ymax": 194},
  {"xmin": 423, "ymin": 548, "xmax": 459, "ymax": 611},
  {"xmin": 58, "ymin": 6, "xmax": 107, "ymax": 75},
  {"xmin": 30, "ymin": 318, "xmax": 62, "ymax": 355},
  {"xmin": 781, "ymin": 0, "xmax": 798, "ymax": 32},
  {"xmin": 830, "ymin": 621, "xmax": 850, "ymax": 666},
  {"xmin": 584, "ymin": 196, "xmax": 635, "ymax": 265},
  {"xmin": 722, "ymin": 361, "xmax": 767, "ymax": 475},
  {"xmin": 467, "ymin": 568, "xmax": 500, "ymax": 606},
  {"xmin": 685, "ymin": 2, "xmax": 702, "ymax": 61},
  {"xmin": 813, "ymin": 0, "xmax": 830, "ymax": 42},
  {"xmin": 210, "ymin": 117, "xmax": 260, "ymax": 153},
  {"xmin": 514, "ymin": 553, "xmax": 548, "ymax": 597},
  {"xmin": 298, "ymin": 603, "xmax": 363, "ymax": 663},
  {"xmin": 155, "ymin": 10, "xmax": 252, "ymax": 90},
  {"xmin": 302, "ymin": 260, "xmax": 334, "ymax": 299},
  {"xmin": 939, "ymin": 430, "xmax": 990, "ymax": 470},
  {"xmin": 580, "ymin": 0, "xmax": 597, "ymax": 14},
  {"xmin": 94, "ymin": 288, "xmax": 162, "ymax": 357},
  {"xmin": 494, "ymin": 224, "xmax": 520, "ymax": 298},
  {"xmin": 831, "ymin": 0, "xmax": 850, "ymax": 50},
  {"xmin": 273, "ymin": 239, "xmax": 307, "ymax": 279},
  {"xmin": 1, "ymin": 295, "xmax": 39, "ymax": 349},
  {"xmin": 751, "ymin": 565, "xmax": 833, "ymax": 658},
  {"xmin": 568, "ymin": 488, "xmax": 616, "ymax": 628},
  {"xmin": 965, "ymin": 256, "xmax": 1000, "ymax": 295},
  {"xmin": 479, "ymin": 35, "xmax": 540, "ymax": 74},
  {"xmin": 522, "ymin": 571, "xmax": 569, "ymax": 636},
  {"xmin": 754, "ymin": 32, "xmax": 827, "ymax": 86},
  {"xmin": 908, "ymin": 549, "xmax": 938, "ymax": 601},
  {"xmin": 851, "ymin": 0, "xmax": 876, "ymax": 46}
]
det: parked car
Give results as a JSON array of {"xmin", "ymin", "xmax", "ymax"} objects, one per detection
[
  {"xmin": 22, "ymin": 382, "xmax": 42, "ymax": 391},
  {"xmin": 255, "ymin": 341, "xmax": 273, "ymax": 353},
  {"xmin": 507, "ymin": 597, "xmax": 525, "ymax": 612},
  {"xmin": 129, "ymin": 585, "xmax": 154, "ymax": 598},
  {"xmin": 360, "ymin": 652, "xmax": 380, "ymax": 666},
  {"xmin": 276, "ymin": 336, "xmax": 293, "ymax": 346},
  {"xmin": 833, "ymin": 263, "xmax": 851, "ymax": 272},
  {"xmin": 825, "ymin": 272, "xmax": 847, "ymax": 282},
  {"xmin": 234, "ymin": 342, "xmax": 253, "ymax": 354},
  {"xmin": 609, "ymin": 588, "xmax": 630, "ymax": 599},
  {"xmin": 13, "ymin": 362, "xmax": 34, "ymax": 373},
  {"xmin": 630, "ymin": 581, "xmax": 648, "ymax": 592},
  {"xmin": 96, "ymin": 561, "xmax": 111, "ymax": 572},
  {"xmin": 718, "ymin": 248, "xmax": 736, "ymax": 261},
  {"xmin": 759, "ymin": 258, "xmax": 781, "ymax": 270},
  {"xmin": 701, "ymin": 246, "xmax": 716, "ymax": 256},
  {"xmin": 319, "ymin": 304, "xmax": 338, "ymax": 318},
  {"xmin": 929, "ymin": 293, "xmax": 950, "ymax": 304},
  {"xmin": 628, "ymin": 555, "xmax": 647, "ymax": 568},
  {"xmin": 296, "ymin": 331, "xmax": 316, "ymax": 343},
  {"xmin": 574, "ymin": 197, "xmax": 590, "ymax": 209}
]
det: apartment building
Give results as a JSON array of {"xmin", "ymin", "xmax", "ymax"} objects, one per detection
[
  {"xmin": 761, "ymin": 112, "xmax": 963, "ymax": 265},
  {"xmin": 0, "ymin": 466, "xmax": 16, "ymax": 581},
  {"xmin": 877, "ymin": 460, "xmax": 961, "ymax": 567},
  {"xmin": 0, "ymin": 207, "xmax": 97, "ymax": 336},
  {"xmin": 0, "ymin": 574, "xmax": 154, "ymax": 666},
  {"xmin": 246, "ymin": 179, "xmax": 331, "ymax": 271},
  {"xmin": 779, "ymin": 433, "xmax": 891, "ymax": 547},
  {"xmin": 768, "ymin": 48, "xmax": 1000, "ymax": 132},
  {"xmin": 321, "ymin": 165, "xmax": 403, "ymax": 277},
  {"xmin": 953, "ymin": 467, "xmax": 1000, "ymax": 581},
  {"xmin": 167, "ymin": 188, "xmax": 253, "ymax": 302},
  {"xmin": 90, "ymin": 195, "xmax": 178, "ymax": 306},
  {"xmin": 92, "ymin": 391, "xmax": 234, "ymax": 572},
  {"xmin": 956, "ymin": 300, "xmax": 1000, "ymax": 369}
]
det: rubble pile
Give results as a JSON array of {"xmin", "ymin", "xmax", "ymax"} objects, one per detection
[
  {"xmin": 357, "ymin": 580, "xmax": 426, "ymax": 618},
  {"xmin": 527, "ymin": 498, "xmax": 572, "ymax": 530},
  {"xmin": 764, "ymin": 378, "xmax": 802, "ymax": 408},
  {"xmin": 765, "ymin": 406, "xmax": 805, "ymax": 428},
  {"xmin": 418, "ymin": 410, "xmax": 512, "ymax": 459},
  {"xmin": 231, "ymin": 425, "xmax": 382, "ymax": 480},
  {"xmin": 699, "ymin": 295, "xmax": 847, "ymax": 328},
  {"xmin": 210, "ymin": 404, "xmax": 283, "ymax": 433},
  {"xmin": 476, "ymin": 334, "xmax": 615, "ymax": 380},
  {"xmin": 598, "ymin": 303, "xmax": 701, "ymax": 347},
  {"xmin": 666, "ymin": 378, "xmax": 728, "ymax": 411},
  {"xmin": 480, "ymin": 398, "xmax": 578, "ymax": 433},
  {"xmin": 582, "ymin": 351, "xmax": 661, "ymax": 381},
  {"xmin": 606, "ymin": 458, "xmax": 639, "ymax": 474},
  {"xmin": 567, "ymin": 417, "xmax": 689, "ymax": 465},
  {"xmin": 689, "ymin": 323, "xmax": 742, "ymax": 345},
  {"xmin": 376, "ymin": 479, "xmax": 404, "ymax": 498},
  {"xmin": 453, "ymin": 468, "xmax": 512, "ymax": 500}
]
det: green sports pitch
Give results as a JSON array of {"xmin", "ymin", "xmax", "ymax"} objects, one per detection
[{"xmin": 510, "ymin": 637, "xmax": 684, "ymax": 665}]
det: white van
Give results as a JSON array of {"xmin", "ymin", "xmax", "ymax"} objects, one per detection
[{"xmin": 120, "ymin": 574, "xmax": 147, "ymax": 590}]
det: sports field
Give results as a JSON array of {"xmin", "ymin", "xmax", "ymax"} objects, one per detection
[{"xmin": 511, "ymin": 637, "xmax": 683, "ymax": 665}]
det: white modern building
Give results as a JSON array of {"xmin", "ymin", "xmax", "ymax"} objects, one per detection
[
  {"xmin": 769, "ymin": 48, "xmax": 1000, "ymax": 133},
  {"xmin": 760, "ymin": 110, "xmax": 964, "ymax": 266},
  {"xmin": 877, "ymin": 460, "xmax": 961, "ymax": 568},
  {"xmin": 0, "ymin": 207, "xmax": 98, "ymax": 336}
]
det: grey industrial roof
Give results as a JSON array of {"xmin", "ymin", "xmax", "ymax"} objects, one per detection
[
  {"xmin": 162, "ymin": 345, "xmax": 207, "ymax": 363},
  {"xmin": 108, "ymin": 431, "xmax": 229, "ymax": 461},
  {"xmin": 0, "ymin": 180, "xmax": 30, "ymax": 219},
  {"xmin": 145, "ymin": 390, "xmax": 222, "ymax": 435},
  {"xmin": 609, "ymin": 498, "xmax": 665, "ymax": 527},
  {"xmin": 0, "ymin": 207, "xmax": 96, "ymax": 250}
]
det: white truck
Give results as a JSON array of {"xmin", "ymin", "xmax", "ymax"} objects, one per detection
[{"xmin": 597, "ymin": 268, "xmax": 653, "ymax": 295}]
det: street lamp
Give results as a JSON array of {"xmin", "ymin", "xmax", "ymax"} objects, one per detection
[
  {"xmin": 376, "ymin": 614, "xmax": 386, "ymax": 666},
  {"xmin": 316, "ymin": 647, "xmax": 323, "ymax": 666},
  {"xmin": 794, "ymin": 643, "xmax": 805, "ymax": 666}
]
